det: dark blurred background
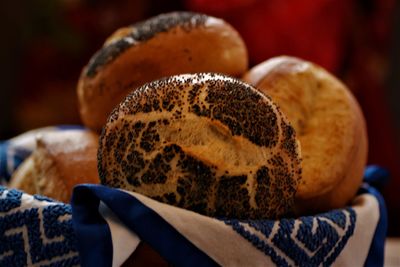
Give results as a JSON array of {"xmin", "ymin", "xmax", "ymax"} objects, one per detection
[{"xmin": 0, "ymin": 0, "xmax": 399, "ymax": 236}]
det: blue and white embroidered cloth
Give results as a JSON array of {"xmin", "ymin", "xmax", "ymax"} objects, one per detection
[
  {"xmin": 70, "ymin": 176, "xmax": 387, "ymax": 267},
  {"xmin": 0, "ymin": 187, "xmax": 80, "ymax": 266},
  {"xmin": 0, "ymin": 128, "xmax": 388, "ymax": 266},
  {"xmin": 0, "ymin": 170, "xmax": 387, "ymax": 267}
]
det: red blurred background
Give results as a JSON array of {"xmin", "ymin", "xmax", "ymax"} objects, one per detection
[{"xmin": 0, "ymin": 0, "xmax": 399, "ymax": 236}]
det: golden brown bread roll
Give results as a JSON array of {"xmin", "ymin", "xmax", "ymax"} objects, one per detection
[
  {"xmin": 9, "ymin": 130, "xmax": 100, "ymax": 203},
  {"xmin": 9, "ymin": 156, "xmax": 37, "ymax": 195},
  {"xmin": 78, "ymin": 12, "xmax": 248, "ymax": 132},
  {"xmin": 242, "ymin": 56, "xmax": 368, "ymax": 214},
  {"xmin": 98, "ymin": 73, "xmax": 302, "ymax": 219}
]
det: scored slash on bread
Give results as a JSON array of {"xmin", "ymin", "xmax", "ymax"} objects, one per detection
[{"xmin": 98, "ymin": 73, "xmax": 302, "ymax": 219}]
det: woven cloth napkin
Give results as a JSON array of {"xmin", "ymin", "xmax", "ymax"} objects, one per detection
[{"xmin": 0, "ymin": 127, "xmax": 388, "ymax": 267}]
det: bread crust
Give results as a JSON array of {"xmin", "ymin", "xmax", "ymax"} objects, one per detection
[
  {"xmin": 9, "ymin": 130, "xmax": 100, "ymax": 202},
  {"xmin": 78, "ymin": 12, "xmax": 248, "ymax": 132},
  {"xmin": 243, "ymin": 56, "xmax": 368, "ymax": 214},
  {"xmin": 98, "ymin": 73, "xmax": 302, "ymax": 219}
]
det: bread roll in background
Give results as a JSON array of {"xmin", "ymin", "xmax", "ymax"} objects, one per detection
[
  {"xmin": 98, "ymin": 73, "xmax": 302, "ymax": 219},
  {"xmin": 10, "ymin": 130, "xmax": 100, "ymax": 203},
  {"xmin": 78, "ymin": 11, "xmax": 248, "ymax": 132},
  {"xmin": 243, "ymin": 56, "xmax": 368, "ymax": 214}
]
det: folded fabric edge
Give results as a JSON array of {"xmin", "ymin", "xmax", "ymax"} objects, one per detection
[
  {"xmin": 70, "ymin": 182, "xmax": 387, "ymax": 267},
  {"xmin": 360, "ymin": 183, "xmax": 388, "ymax": 267},
  {"xmin": 98, "ymin": 201, "xmax": 141, "ymax": 267},
  {"xmin": 71, "ymin": 185, "xmax": 113, "ymax": 267},
  {"xmin": 71, "ymin": 184, "xmax": 218, "ymax": 267}
]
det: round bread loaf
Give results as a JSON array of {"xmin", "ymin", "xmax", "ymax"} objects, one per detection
[
  {"xmin": 9, "ymin": 130, "xmax": 100, "ymax": 203},
  {"xmin": 242, "ymin": 56, "xmax": 368, "ymax": 214},
  {"xmin": 98, "ymin": 73, "xmax": 302, "ymax": 219},
  {"xmin": 78, "ymin": 12, "xmax": 248, "ymax": 132}
]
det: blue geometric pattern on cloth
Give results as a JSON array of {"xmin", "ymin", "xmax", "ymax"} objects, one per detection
[
  {"xmin": 0, "ymin": 186, "xmax": 80, "ymax": 267},
  {"xmin": 0, "ymin": 162, "xmax": 387, "ymax": 266},
  {"xmin": 223, "ymin": 207, "xmax": 356, "ymax": 267}
]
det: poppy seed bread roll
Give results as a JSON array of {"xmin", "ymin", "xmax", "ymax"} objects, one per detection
[
  {"xmin": 78, "ymin": 12, "xmax": 248, "ymax": 132},
  {"xmin": 243, "ymin": 56, "xmax": 368, "ymax": 214},
  {"xmin": 98, "ymin": 73, "xmax": 302, "ymax": 219}
]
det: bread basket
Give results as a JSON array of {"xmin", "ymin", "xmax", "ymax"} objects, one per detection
[{"xmin": 0, "ymin": 127, "xmax": 387, "ymax": 267}]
